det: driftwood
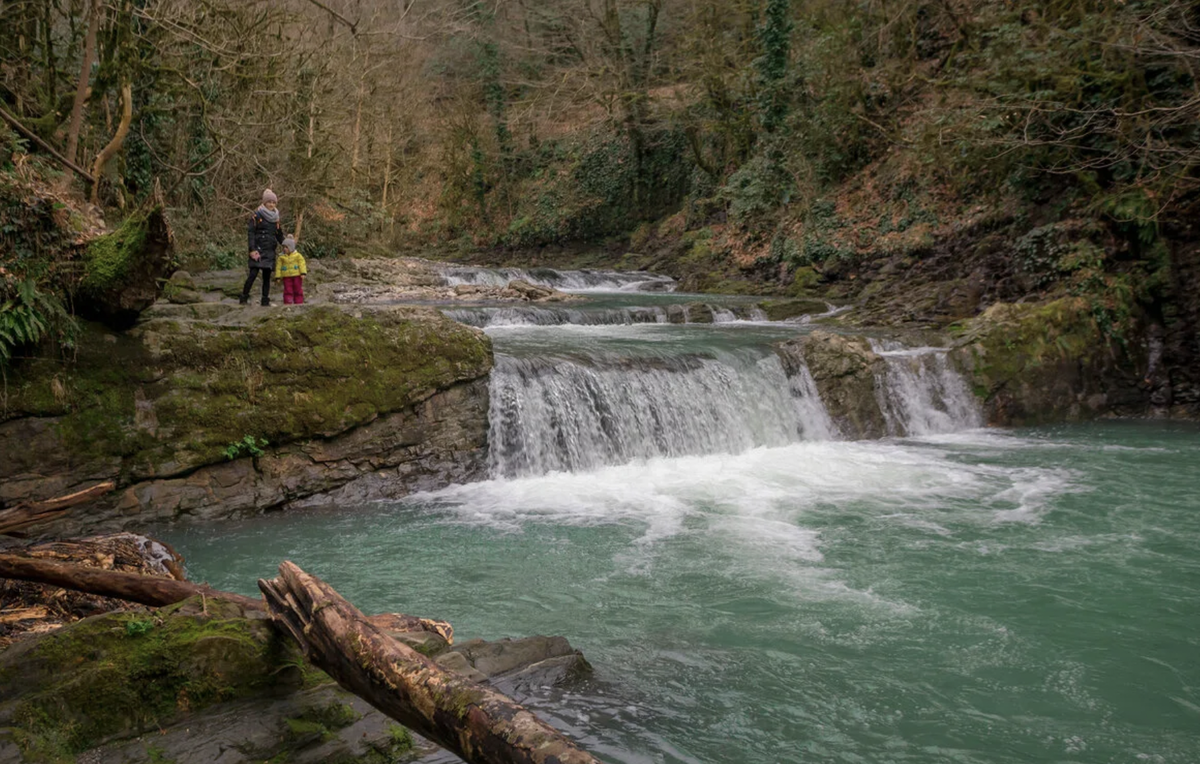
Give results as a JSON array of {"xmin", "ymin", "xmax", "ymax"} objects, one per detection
[
  {"xmin": 0, "ymin": 481, "xmax": 116, "ymax": 536},
  {"xmin": 0, "ymin": 552, "xmax": 262, "ymax": 610},
  {"xmin": 0, "ymin": 551, "xmax": 452, "ymax": 640},
  {"xmin": 259, "ymin": 562, "xmax": 601, "ymax": 764}
]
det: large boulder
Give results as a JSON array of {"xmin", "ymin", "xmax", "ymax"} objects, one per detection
[
  {"xmin": 950, "ymin": 298, "xmax": 1148, "ymax": 425},
  {"xmin": 0, "ymin": 305, "xmax": 493, "ymax": 533},
  {"xmin": 776, "ymin": 330, "xmax": 889, "ymax": 439},
  {"xmin": 0, "ymin": 594, "xmax": 591, "ymax": 764}
]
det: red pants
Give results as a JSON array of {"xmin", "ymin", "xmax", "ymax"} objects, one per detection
[{"xmin": 282, "ymin": 276, "xmax": 305, "ymax": 305}]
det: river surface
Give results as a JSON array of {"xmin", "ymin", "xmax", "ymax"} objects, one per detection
[{"xmin": 161, "ymin": 270, "xmax": 1200, "ymax": 764}]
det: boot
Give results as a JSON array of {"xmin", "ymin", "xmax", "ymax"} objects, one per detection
[
  {"xmin": 238, "ymin": 294, "xmax": 249, "ymax": 305},
  {"xmin": 260, "ymin": 297, "xmax": 271, "ymax": 307}
]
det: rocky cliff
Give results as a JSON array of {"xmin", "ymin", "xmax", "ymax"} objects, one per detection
[{"xmin": 0, "ymin": 303, "xmax": 493, "ymax": 534}]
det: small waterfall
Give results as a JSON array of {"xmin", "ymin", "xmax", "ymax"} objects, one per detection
[
  {"xmin": 869, "ymin": 340, "xmax": 982, "ymax": 436},
  {"xmin": 787, "ymin": 360, "xmax": 839, "ymax": 441},
  {"xmin": 443, "ymin": 303, "xmax": 768, "ymax": 329},
  {"xmin": 440, "ymin": 265, "xmax": 676, "ymax": 293},
  {"xmin": 442, "ymin": 305, "xmax": 670, "ymax": 328},
  {"xmin": 488, "ymin": 352, "xmax": 834, "ymax": 477}
]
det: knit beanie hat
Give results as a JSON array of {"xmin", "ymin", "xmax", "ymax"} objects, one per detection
[
  {"xmin": 262, "ymin": 188, "xmax": 278, "ymax": 204},
  {"xmin": 282, "ymin": 235, "xmax": 296, "ymax": 253}
]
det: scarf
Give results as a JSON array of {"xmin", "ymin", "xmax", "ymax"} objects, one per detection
[{"xmin": 256, "ymin": 205, "xmax": 280, "ymax": 224}]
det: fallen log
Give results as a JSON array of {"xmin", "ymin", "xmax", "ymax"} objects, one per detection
[
  {"xmin": 0, "ymin": 553, "xmax": 262, "ymax": 610},
  {"xmin": 0, "ymin": 551, "xmax": 452, "ymax": 640},
  {"xmin": 0, "ymin": 481, "xmax": 116, "ymax": 535},
  {"xmin": 259, "ymin": 561, "xmax": 601, "ymax": 764}
]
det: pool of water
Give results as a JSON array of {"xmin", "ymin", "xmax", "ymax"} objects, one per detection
[{"xmin": 162, "ymin": 420, "xmax": 1200, "ymax": 764}]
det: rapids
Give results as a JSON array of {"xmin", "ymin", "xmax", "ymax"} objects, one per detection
[{"xmin": 162, "ymin": 267, "xmax": 1200, "ymax": 764}]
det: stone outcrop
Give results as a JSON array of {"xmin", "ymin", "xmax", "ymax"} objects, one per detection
[
  {"xmin": 775, "ymin": 330, "xmax": 888, "ymax": 439},
  {"xmin": 950, "ymin": 298, "xmax": 1149, "ymax": 425},
  {"xmin": 0, "ymin": 304, "xmax": 493, "ymax": 535},
  {"xmin": 0, "ymin": 594, "xmax": 591, "ymax": 764}
]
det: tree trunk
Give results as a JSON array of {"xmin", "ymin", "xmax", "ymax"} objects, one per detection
[
  {"xmin": 66, "ymin": 0, "xmax": 101, "ymax": 165},
  {"xmin": 258, "ymin": 562, "xmax": 601, "ymax": 764},
  {"xmin": 0, "ymin": 553, "xmax": 452, "ymax": 639},
  {"xmin": 91, "ymin": 80, "xmax": 133, "ymax": 205},
  {"xmin": 0, "ymin": 553, "xmax": 263, "ymax": 610},
  {"xmin": 0, "ymin": 481, "xmax": 115, "ymax": 535}
]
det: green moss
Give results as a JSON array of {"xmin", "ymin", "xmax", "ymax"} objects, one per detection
[
  {"xmin": 356, "ymin": 724, "xmax": 415, "ymax": 764},
  {"xmin": 1, "ymin": 597, "xmax": 301, "ymax": 761},
  {"xmin": 284, "ymin": 718, "xmax": 335, "ymax": 744},
  {"xmin": 964, "ymin": 297, "xmax": 1102, "ymax": 392},
  {"xmin": 788, "ymin": 267, "xmax": 820, "ymax": 295},
  {"xmin": 80, "ymin": 213, "xmax": 150, "ymax": 294},
  {"xmin": 3, "ymin": 306, "xmax": 493, "ymax": 476},
  {"xmin": 298, "ymin": 700, "xmax": 361, "ymax": 730},
  {"xmin": 143, "ymin": 307, "xmax": 492, "ymax": 464},
  {"xmin": 758, "ymin": 298, "xmax": 828, "ymax": 321},
  {"xmin": 146, "ymin": 744, "xmax": 177, "ymax": 764}
]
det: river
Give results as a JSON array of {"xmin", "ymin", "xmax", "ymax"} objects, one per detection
[{"xmin": 161, "ymin": 268, "xmax": 1200, "ymax": 764}]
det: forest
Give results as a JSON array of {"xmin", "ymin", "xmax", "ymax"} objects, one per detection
[{"xmin": 3, "ymin": 1, "xmax": 1198, "ymax": 314}]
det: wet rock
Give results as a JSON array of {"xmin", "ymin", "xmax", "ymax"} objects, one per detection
[
  {"xmin": 87, "ymin": 687, "xmax": 430, "ymax": 764},
  {"xmin": 445, "ymin": 635, "xmax": 593, "ymax": 690},
  {"xmin": 776, "ymin": 331, "xmax": 889, "ymax": 439},
  {"xmin": 950, "ymin": 298, "xmax": 1148, "ymax": 425}
]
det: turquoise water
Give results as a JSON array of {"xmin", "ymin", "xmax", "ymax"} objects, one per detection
[{"xmin": 163, "ymin": 421, "xmax": 1200, "ymax": 764}]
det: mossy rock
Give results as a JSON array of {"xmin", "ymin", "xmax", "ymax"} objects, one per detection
[
  {"xmin": 951, "ymin": 297, "xmax": 1144, "ymax": 424},
  {"xmin": 776, "ymin": 331, "xmax": 888, "ymax": 439},
  {"xmin": 0, "ymin": 305, "xmax": 493, "ymax": 507},
  {"xmin": 757, "ymin": 298, "xmax": 829, "ymax": 321},
  {"xmin": 0, "ymin": 597, "xmax": 301, "ymax": 761}
]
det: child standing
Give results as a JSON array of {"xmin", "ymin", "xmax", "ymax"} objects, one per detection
[{"xmin": 274, "ymin": 236, "xmax": 307, "ymax": 305}]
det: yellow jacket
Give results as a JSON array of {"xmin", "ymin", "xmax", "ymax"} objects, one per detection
[{"xmin": 274, "ymin": 251, "xmax": 307, "ymax": 279}]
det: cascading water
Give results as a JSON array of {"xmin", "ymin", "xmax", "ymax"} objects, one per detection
[
  {"xmin": 487, "ymin": 351, "xmax": 831, "ymax": 477},
  {"xmin": 441, "ymin": 302, "xmax": 770, "ymax": 328},
  {"xmin": 467, "ymin": 280, "xmax": 985, "ymax": 477},
  {"xmin": 869, "ymin": 339, "xmax": 983, "ymax": 435},
  {"xmin": 439, "ymin": 265, "xmax": 676, "ymax": 292}
]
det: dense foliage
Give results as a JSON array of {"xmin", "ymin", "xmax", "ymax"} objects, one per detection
[{"xmin": 0, "ymin": 1, "xmax": 1196, "ymax": 273}]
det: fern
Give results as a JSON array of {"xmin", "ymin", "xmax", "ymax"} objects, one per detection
[{"xmin": 0, "ymin": 279, "xmax": 77, "ymax": 365}]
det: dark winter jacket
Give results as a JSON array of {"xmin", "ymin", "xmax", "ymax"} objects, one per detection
[{"xmin": 247, "ymin": 209, "xmax": 285, "ymax": 270}]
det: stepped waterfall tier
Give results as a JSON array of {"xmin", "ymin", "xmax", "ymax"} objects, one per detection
[{"xmin": 467, "ymin": 278, "xmax": 983, "ymax": 477}]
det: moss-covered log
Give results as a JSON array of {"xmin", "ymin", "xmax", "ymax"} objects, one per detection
[
  {"xmin": 259, "ymin": 562, "xmax": 601, "ymax": 764},
  {"xmin": 75, "ymin": 205, "xmax": 175, "ymax": 328}
]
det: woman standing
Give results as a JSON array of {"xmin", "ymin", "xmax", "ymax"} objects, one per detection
[{"xmin": 240, "ymin": 189, "xmax": 285, "ymax": 306}]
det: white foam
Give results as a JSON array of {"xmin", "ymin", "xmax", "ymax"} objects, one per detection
[{"xmin": 408, "ymin": 439, "xmax": 1077, "ymax": 543}]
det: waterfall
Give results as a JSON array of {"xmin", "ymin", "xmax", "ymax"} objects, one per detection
[
  {"xmin": 442, "ymin": 305, "xmax": 671, "ymax": 328},
  {"xmin": 443, "ymin": 304, "xmax": 767, "ymax": 329},
  {"xmin": 487, "ymin": 352, "xmax": 833, "ymax": 477},
  {"xmin": 440, "ymin": 265, "xmax": 676, "ymax": 293},
  {"xmin": 869, "ymin": 340, "xmax": 983, "ymax": 436},
  {"xmin": 787, "ymin": 359, "xmax": 839, "ymax": 441}
]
